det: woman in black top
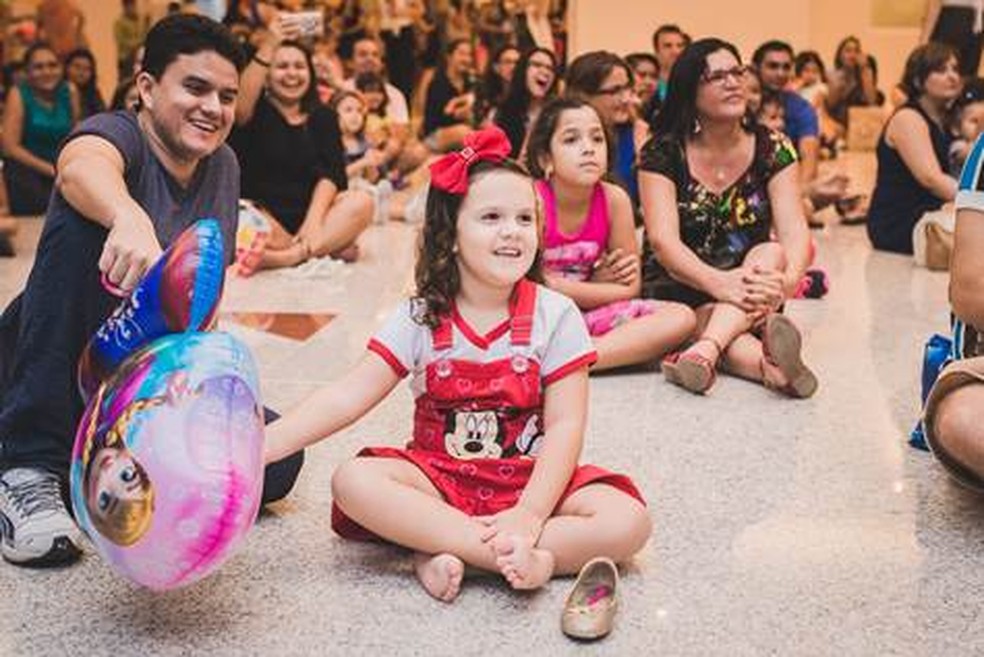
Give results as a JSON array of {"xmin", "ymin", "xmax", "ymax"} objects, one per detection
[
  {"xmin": 638, "ymin": 38, "xmax": 816, "ymax": 398},
  {"xmin": 232, "ymin": 18, "xmax": 373, "ymax": 272},
  {"xmin": 422, "ymin": 39, "xmax": 475, "ymax": 153},
  {"xmin": 868, "ymin": 43, "xmax": 960, "ymax": 254},
  {"xmin": 493, "ymin": 47, "xmax": 558, "ymax": 158}
]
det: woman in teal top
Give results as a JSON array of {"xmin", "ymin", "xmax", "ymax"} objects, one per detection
[{"xmin": 2, "ymin": 43, "xmax": 79, "ymax": 215}]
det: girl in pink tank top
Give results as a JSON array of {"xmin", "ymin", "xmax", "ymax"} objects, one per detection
[{"xmin": 526, "ymin": 98, "xmax": 696, "ymax": 370}]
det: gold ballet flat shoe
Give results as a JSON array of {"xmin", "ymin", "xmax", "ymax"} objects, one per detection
[{"xmin": 561, "ymin": 557, "xmax": 619, "ymax": 640}]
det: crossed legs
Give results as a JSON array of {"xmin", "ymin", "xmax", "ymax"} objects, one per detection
[
  {"xmin": 667, "ymin": 242, "xmax": 808, "ymax": 392},
  {"xmin": 331, "ymin": 457, "xmax": 651, "ymax": 602}
]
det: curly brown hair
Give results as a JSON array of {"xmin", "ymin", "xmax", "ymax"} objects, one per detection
[{"xmin": 413, "ymin": 159, "xmax": 544, "ymax": 328}]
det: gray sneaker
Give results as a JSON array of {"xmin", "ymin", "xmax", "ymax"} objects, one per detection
[{"xmin": 0, "ymin": 468, "xmax": 82, "ymax": 567}]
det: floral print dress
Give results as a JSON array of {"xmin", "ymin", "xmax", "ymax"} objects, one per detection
[{"xmin": 639, "ymin": 125, "xmax": 798, "ymax": 307}]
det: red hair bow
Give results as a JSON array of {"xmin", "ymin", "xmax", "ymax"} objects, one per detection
[{"xmin": 429, "ymin": 126, "xmax": 512, "ymax": 195}]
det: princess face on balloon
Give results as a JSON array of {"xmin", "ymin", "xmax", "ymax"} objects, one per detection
[
  {"xmin": 76, "ymin": 376, "xmax": 162, "ymax": 547},
  {"xmin": 85, "ymin": 442, "xmax": 154, "ymax": 546}
]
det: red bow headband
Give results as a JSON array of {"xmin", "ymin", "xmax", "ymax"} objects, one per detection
[{"xmin": 429, "ymin": 127, "xmax": 512, "ymax": 195}]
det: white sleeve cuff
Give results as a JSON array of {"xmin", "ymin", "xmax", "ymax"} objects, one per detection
[{"xmin": 956, "ymin": 190, "xmax": 984, "ymax": 213}]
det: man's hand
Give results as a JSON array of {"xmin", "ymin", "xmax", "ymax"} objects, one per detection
[{"xmin": 98, "ymin": 212, "xmax": 162, "ymax": 292}]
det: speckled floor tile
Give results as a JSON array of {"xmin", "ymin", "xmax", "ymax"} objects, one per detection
[{"xmin": 3, "ymin": 155, "xmax": 984, "ymax": 656}]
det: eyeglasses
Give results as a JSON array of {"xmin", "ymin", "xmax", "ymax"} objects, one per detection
[
  {"xmin": 701, "ymin": 65, "xmax": 748, "ymax": 85},
  {"xmin": 595, "ymin": 83, "xmax": 632, "ymax": 96},
  {"xmin": 763, "ymin": 61, "xmax": 793, "ymax": 71}
]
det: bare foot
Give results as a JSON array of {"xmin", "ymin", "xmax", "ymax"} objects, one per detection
[
  {"xmin": 494, "ymin": 534, "xmax": 555, "ymax": 590},
  {"xmin": 413, "ymin": 552, "xmax": 465, "ymax": 603}
]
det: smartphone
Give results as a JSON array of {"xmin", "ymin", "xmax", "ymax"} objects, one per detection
[{"xmin": 283, "ymin": 10, "xmax": 324, "ymax": 38}]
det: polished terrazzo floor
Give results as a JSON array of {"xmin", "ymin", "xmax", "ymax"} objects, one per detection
[{"xmin": 2, "ymin": 157, "xmax": 983, "ymax": 656}]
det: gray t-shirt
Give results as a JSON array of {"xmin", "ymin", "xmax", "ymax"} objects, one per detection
[{"xmin": 49, "ymin": 110, "xmax": 240, "ymax": 264}]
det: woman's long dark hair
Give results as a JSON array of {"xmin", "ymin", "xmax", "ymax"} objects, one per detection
[
  {"xmin": 653, "ymin": 37, "xmax": 743, "ymax": 142},
  {"xmin": 65, "ymin": 48, "xmax": 106, "ymax": 117},
  {"xmin": 414, "ymin": 159, "xmax": 543, "ymax": 328},
  {"xmin": 833, "ymin": 36, "xmax": 861, "ymax": 71},
  {"xmin": 477, "ymin": 44, "xmax": 521, "ymax": 115}
]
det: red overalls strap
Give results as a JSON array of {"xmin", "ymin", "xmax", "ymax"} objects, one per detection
[
  {"xmin": 509, "ymin": 279, "xmax": 536, "ymax": 347},
  {"xmin": 430, "ymin": 280, "xmax": 538, "ymax": 351}
]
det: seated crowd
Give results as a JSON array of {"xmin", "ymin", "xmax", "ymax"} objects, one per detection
[{"xmin": 0, "ymin": 1, "xmax": 983, "ymax": 611}]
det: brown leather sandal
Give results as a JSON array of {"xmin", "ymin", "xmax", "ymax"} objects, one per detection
[
  {"xmin": 661, "ymin": 336, "xmax": 723, "ymax": 395},
  {"xmin": 761, "ymin": 314, "xmax": 818, "ymax": 398},
  {"xmin": 561, "ymin": 557, "xmax": 619, "ymax": 640}
]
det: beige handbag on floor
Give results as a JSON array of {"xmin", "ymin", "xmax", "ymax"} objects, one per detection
[{"xmin": 912, "ymin": 209, "xmax": 955, "ymax": 271}]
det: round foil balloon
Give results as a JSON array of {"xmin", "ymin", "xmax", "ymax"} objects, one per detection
[
  {"xmin": 77, "ymin": 219, "xmax": 225, "ymax": 403},
  {"xmin": 70, "ymin": 332, "xmax": 264, "ymax": 590}
]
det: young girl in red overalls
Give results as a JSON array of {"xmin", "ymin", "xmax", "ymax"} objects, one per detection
[
  {"xmin": 525, "ymin": 97, "xmax": 696, "ymax": 370},
  {"xmin": 265, "ymin": 126, "xmax": 650, "ymax": 603}
]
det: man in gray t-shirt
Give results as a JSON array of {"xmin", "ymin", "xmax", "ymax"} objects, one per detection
[{"xmin": 0, "ymin": 15, "xmax": 302, "ymax": 569}]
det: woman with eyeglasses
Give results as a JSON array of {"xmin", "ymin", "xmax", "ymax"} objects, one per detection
[
  {"xmin": 1, "ymin": 42, "xmax": 80, "ymax": 215},
  {"xmin": 867, "ymin": 43, "xmax": 961, "ymax": 255},
  {"xmin": 565, "ymin": 50, "xmax": 648, "ymax": 207},
  {"xmin": 493, "ymin": 47, "xmax": 558, "ymax": 159},
  {"xmin": 638, "ymin": 38, "xmax": 816, "ymax": 398}
]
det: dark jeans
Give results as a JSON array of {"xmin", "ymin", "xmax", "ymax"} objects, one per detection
[
  {"xmin": 3, "ymin": 159, "xmax": 53, "ymax": 216},
  {"xmin": 0, "ymin": 212, "xmax": 303, "ymax": 504}
]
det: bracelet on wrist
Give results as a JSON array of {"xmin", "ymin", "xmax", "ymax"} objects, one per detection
[{"xmin": 252, "ymin": 54, "xmax": 271, "ymax": 68}]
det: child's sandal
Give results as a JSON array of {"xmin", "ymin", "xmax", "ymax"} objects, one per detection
[
  {"xmin": 761, "ymin": 314, "xmax": 818, "ymax": 398},
  {"xmin": 661, "ymin": 336, "xmax": 723, "ymax": 395},
  {"xmin": 561, "ymin": 557, "xmax": 619, "ymax": 641}
]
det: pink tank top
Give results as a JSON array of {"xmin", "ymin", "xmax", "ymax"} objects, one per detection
[{"xmin": 536, "ymin": 180, "xmax": 610, "ymax": 282}]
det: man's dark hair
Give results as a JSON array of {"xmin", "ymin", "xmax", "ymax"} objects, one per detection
[
  {"xmin": 652, "ymin": 24, "xmax": 690, "ymax": 51},
  {"xmin": 752, "ymin": 40, "xmax": 795, "ymax": 68},
  {"xmin": 141, "ymin": 13, "xmax": 245, "ymax": 80}
]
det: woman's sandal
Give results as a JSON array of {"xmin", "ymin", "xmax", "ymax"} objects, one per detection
[
  {"xmin": 234, "ymin": 230, "xmax": 269, "ymax": 278},
  {"xmin": 761, "ymin": 314, "xmax": 819, "ymax": 398},
  {"xmin": 835, "ymin": 194, "xmax": 867, "ymax": 226},
  {"xmin": 661, "ymin": 336, "xmax": 723, "ymax": 395},
  {"xmin": 561, "ymin": 557, "xmax": 619, "ymax": 641}
]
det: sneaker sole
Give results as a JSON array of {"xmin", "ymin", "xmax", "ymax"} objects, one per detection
[{"xmin": 0, "ymin": 535, "xmax": 82, "ymax": 568}]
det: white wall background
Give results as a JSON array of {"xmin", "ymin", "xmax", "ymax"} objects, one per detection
[{"xmin": 568, "ymin": 0, "xmax": 932, "ymax": 97}]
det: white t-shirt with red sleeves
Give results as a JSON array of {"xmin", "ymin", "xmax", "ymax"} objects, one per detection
[{"xmin": 367, "ymin": 284, "xmax": 597, "ymax": 398}]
